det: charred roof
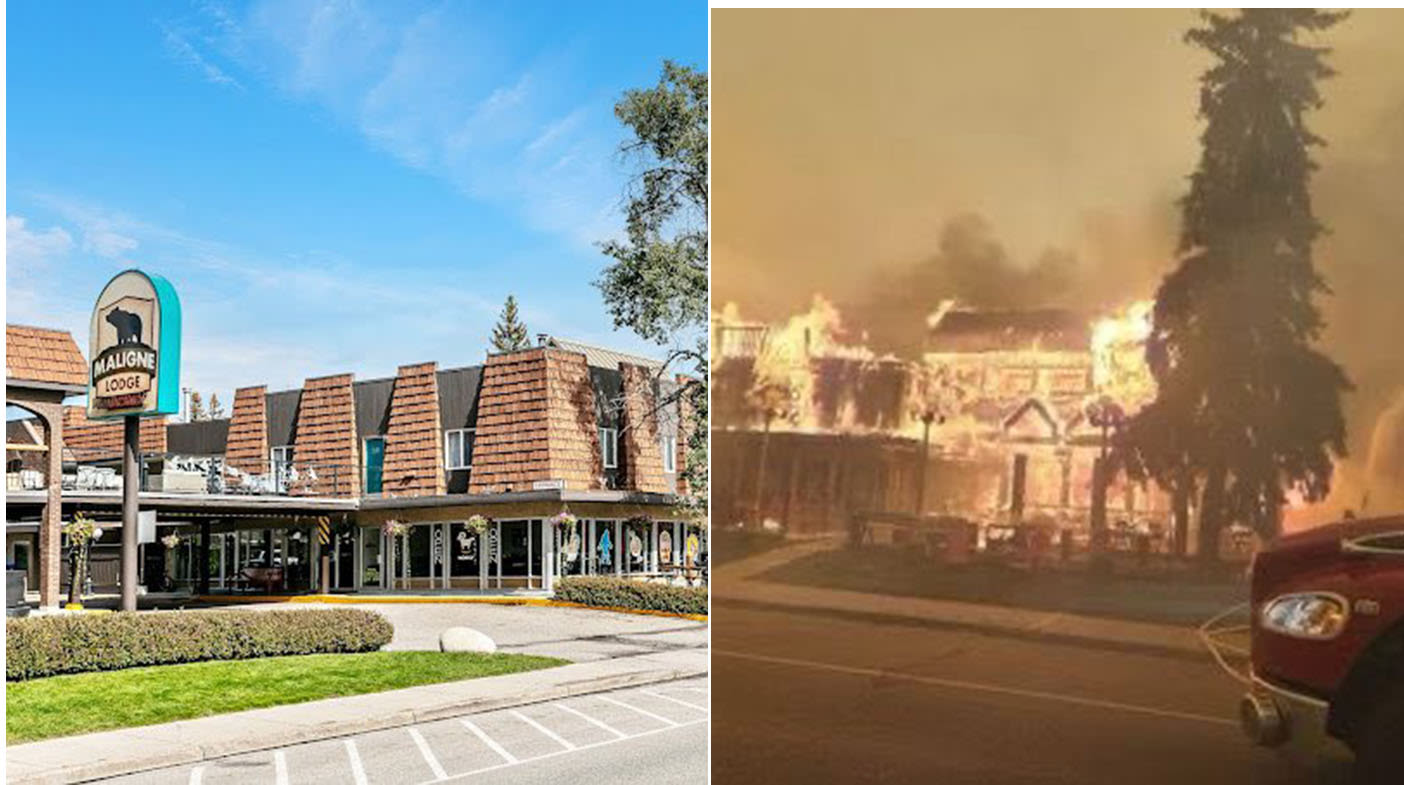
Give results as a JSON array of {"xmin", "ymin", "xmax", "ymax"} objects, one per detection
[{"xmin": 926, "ymin": 308, "xmax": 1090, "ymax": 353}]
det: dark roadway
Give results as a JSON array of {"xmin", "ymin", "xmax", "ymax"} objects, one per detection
[{"xmin": 713, "ymin": 605, "xmax": 1317, "ymax": 785}]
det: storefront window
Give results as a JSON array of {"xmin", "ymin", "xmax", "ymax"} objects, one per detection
[
  {"xmin": 659, "ymin": 524, "xmax": 676, "ymax": 569},
  {"xmin": 450, "ymin": 522, "xmax": 480, "ymax": 587},
  {"xmin": 595, "ymin": 521, "xmax": 616, "ymax": 574},
  {"xmin": 558, "ymin": 521, "xmax": 584, "ymax": 576},
  {"xmin": 626, "ymin": 520, "xmax": 649, "ymax": 574}
]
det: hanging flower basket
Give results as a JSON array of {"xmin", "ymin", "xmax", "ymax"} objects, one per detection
[
  {"xmin": 549, "ymin": 511, "xmax": 578, "ymax": 529},
  {"xmin": 464, "ymin": 515, "xmax": 492, "ymax": 536},
  {"xmin": 62, "ymin": 512, "xmax": 97, "ymax": 543},
  {"xmin": 381, "ymin": 519, "xmax": 407, "ymax": 538},
  {"xmin": 160, "ymin": 533, "xmax": 182, "ymax": 550}
]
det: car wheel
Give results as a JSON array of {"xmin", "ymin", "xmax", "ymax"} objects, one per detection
[{"xmin": 1352, "ymin": 680, "xmax": 1404, "ymax": 785}]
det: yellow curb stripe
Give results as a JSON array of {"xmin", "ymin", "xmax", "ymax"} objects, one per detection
[
  {"xmin": 194, "ymin": 595, "xmax": 707, "ymax": 621},
  {"xmin": 545, "ymin": 600, "xmax": 708, "ymax": 622}
]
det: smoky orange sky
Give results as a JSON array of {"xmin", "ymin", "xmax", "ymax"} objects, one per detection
[{"xmin": 712, "ymin": 9, "xmax": 1404, "ymax": 520}]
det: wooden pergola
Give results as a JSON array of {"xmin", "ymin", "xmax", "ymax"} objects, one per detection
[{"xmin": 6, "ymin": 324, "xmax": 89, "ymax": 609}]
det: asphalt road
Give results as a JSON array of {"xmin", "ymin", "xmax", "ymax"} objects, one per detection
[
  {"xmin": 714, "ymin": 605, "xmax": 1316, "ymax": 785},
  {"xmin": 96, "ymin": 678, "xmax": 709, "ymax": 785}
]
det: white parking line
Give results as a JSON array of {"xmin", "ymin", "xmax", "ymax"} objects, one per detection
[
  {"xmin": 409, "ymin": 727, "xmax": 449, "ymax": 781},
  {"xmin": 344, "ymin": 739, "xmax": 369, "ymax": 785},
  {"xmin": 510, "ymin": 710, "xmax": 577, "ymax": 750},
  {"xmin": 555, "ymin": 702, "xmax": 627, "ymax": 739},
  {"xmin": 188, "ymin": 766, "xmax": 204, "ymax": 785},
  {"xmin": 460, "ymin": 718, "xmax": 519, "ymax": 764},
  {"xmin": 273, "ymin": 750, "xmax": 289, "ymax": 785},
  {"xmin": 715, "ymin": 649, "xmax": 1238, "ymax": 727},
  {"xmin": 644, "ymin": 689, "xmax": 708, "ymax": 711},
  {"xmin": 597, "ymin": 695, "xmax": 680, "ymax": 727},
  {"xmin": 413, "ymin": 718, "xmax": 706, "ymax": 785}
]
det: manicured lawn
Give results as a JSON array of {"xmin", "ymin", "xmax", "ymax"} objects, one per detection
[
  {"xmin": 6, "ymin": 651, "xmax": 566, "ymax": 744},
  {"xmin": 714, "ymin": 528, "xmax": 789, "ymax": 562}
]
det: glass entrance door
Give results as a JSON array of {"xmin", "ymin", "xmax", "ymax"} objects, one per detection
[
  {"xmin": 491, "ymin": 520, "xmax": 544, "ymax": 589},
  {"xmin": 360, "ymin": 527, "xmax": 381, "ymax": 589},
  {"xmin": 333, "ymin": 532, "xmax": 356, "ymax": 590},
  {"xmin": 449, "ymin": 522, "xmax": 481, "ymax": 589}
]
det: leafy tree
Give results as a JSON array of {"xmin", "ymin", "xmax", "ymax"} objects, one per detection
[
  {"xmin": 188, "ymin": 391, "xmax": 205, "ymax": 422},
  {"xmin": 598, "ymin": 61, "xmax": 708, "ymax": 510},
  {"xmin": 1119, "ymin": 9, "xmax": 1351, "ymax": 561},
  {"xmin": 490, "ymin": 295, "xmax": 531, "ymax": 353},
  {"xmin": 209, "ymin": 393, "xmax": 225, "ymax": 420}
]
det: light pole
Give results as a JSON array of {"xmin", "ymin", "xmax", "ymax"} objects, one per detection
[
  {"xmin": 1084, "ymin": 395, "xmax": 1125, "ymax": 570},
  {"xmin": 748, "ymin": 383, "xmax": 793, "ymax": 527},
  {"xmin": 914, "ymin": 409, "xmax": 943, "ymax": 516},
  {"xmin": 910, "ymin": 364, "xmax": 954, "ymax": 517}
]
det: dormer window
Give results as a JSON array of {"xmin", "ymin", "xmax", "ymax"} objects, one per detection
[
  {"xmin": 600, "ymin": 427, "xmax": 618, "ymax": 469},
  {"xmin": 445, "ymin": 428, "xmax": 475, "ymax": 471},
  {"xmin": 661, "ymin": 435, "xmax": 677, "ymax": 473}
]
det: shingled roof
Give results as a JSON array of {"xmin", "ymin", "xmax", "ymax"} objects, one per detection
[{"xmin": 6, "ymin": 324, "xmax": 87, "ymax": 389}]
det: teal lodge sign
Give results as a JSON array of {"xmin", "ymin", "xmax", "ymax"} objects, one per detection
[{"xmin": 87, "ymin": 269, "xmax": 182, "ymax": 419}]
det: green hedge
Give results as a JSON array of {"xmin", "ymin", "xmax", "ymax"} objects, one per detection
[
  {"xmin": 554, "ymin": 577, "xmax": 708, "ymax": 616},
  {"xmin": 7, "ymin": 608, "xmax": 393, "ymax": 681}
]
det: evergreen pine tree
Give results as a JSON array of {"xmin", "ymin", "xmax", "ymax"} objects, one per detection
[
  {"xmin": 490, "ymin": 295, "xmax": 531, "ymax": 353},
  {"xmin": 1120, "ymin": 9, "xmax": 1351, "ymax": 560},
  {"xmin": 188, "ymin": 391, "xmax": 206, "ymax": 422}
]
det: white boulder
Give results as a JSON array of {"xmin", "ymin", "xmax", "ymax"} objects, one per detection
[{"xmin": 439, "ymin": 626, "xmax": 497, "ymax": 653}]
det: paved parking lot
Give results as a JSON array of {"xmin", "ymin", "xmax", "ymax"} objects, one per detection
[{"xmin": 98, "ymin": 678, "xmax": 709, "ymax": 785}]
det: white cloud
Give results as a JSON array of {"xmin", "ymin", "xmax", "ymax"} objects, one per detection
[
  {"xmin": 160, "ymin": 23, "xmax": 244, "ymax": 90},
  {"xmin": 187, "ymin": 0, "xmax": 623, "ymax": 251},
  {"xmin": 83, "ymin": 228, "xmax": 139, "ymax": 258},
  {"xmin": 7, "ymin": 215, "xmax": 75, "ymax": 267},
  {"xmin": 15, "ymin": 193, "xmax": 511, "ymax": 391}
]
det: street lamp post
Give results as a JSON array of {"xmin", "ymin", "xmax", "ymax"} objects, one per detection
[
  {"xmin": 1084, "ymin": 395, "xmax": 1125, "ymax": 571},
  {"xmin": 915, "ymin": 409, "xmax": 944, "ymax": 516},
  {"xmin": 748, "ymin": 383, "xmax": 793, "ymax": 528}
]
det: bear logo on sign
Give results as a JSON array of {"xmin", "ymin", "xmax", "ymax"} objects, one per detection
[{"xmin": 106, "ymin": 307, "xmax": 143, "ymax": 345}]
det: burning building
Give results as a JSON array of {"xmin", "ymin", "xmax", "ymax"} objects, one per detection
[{"xmin": 712, "ymin": 296, "xmax": 1175, "ymax": 543}]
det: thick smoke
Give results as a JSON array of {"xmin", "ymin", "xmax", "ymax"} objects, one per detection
[{"xmin": 841, "ymin": 213, "xmax": 1166, "ymax": 358}]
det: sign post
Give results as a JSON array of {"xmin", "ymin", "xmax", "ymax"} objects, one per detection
[
  {"xmin": 88, "ymin": 270, "xmax": 181, "ymax": 612},
  {"xmin": 121, "ymin": 417, "xmax": 140, "ymax": 610}
]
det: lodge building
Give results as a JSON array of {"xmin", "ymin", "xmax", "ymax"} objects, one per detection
[
  {"xmin": 711, "ymin": 304, "xmax": 1178, "ymax": 547},
  {"xmin": 6, "ymin": 324, "xmax": 702, "ymax": 609}
]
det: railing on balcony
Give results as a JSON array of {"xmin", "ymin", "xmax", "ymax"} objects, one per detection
[{"xmin": 47, "ymin": 449, "xmax": 357, "ymax": 498}]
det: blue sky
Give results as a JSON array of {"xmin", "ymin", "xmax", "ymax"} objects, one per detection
[{"xmin": 6, "ymin": 0, "xmax": 705, "ymax": 410}]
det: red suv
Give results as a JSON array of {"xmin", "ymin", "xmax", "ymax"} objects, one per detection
[{"xmin": 1240, "ymin": 515, "xmax": 1404, "ymax": 783}]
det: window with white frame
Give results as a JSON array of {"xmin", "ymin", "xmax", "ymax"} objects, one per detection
[
  {"xmin": 270, "ymin": 446, "xmax": 294, "ymax": 491},
  {"xmin": 600, "ymin": 427, "xmax": 618, "ymax": 469},
  {"xmin": 445, "ymin": 428, "xmax": 475, "ymax": 471},
  {"xmin": 661, "ymin": 435, "xmax": 677, "ymax": 473},
  {"xmin": 270, "ymin": 446, "xmax": 293, "ymax": 472}
]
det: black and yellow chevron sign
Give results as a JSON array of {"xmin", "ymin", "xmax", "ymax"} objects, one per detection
[{"xmin": 316, "ymin": 516, "xmax": 331, "ymax": 545}]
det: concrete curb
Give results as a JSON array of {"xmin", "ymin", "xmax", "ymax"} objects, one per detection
[
  {"xmin": 195, "ymin": 594, "xmax": 708, "ymax": 621},
  {"xmin": 714, "ymin": 594, "xmax": 1224, "ymax": 664},
  {"xmin": 6, "ymin": 649, "xmax": 707, "ymax": 785}
]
